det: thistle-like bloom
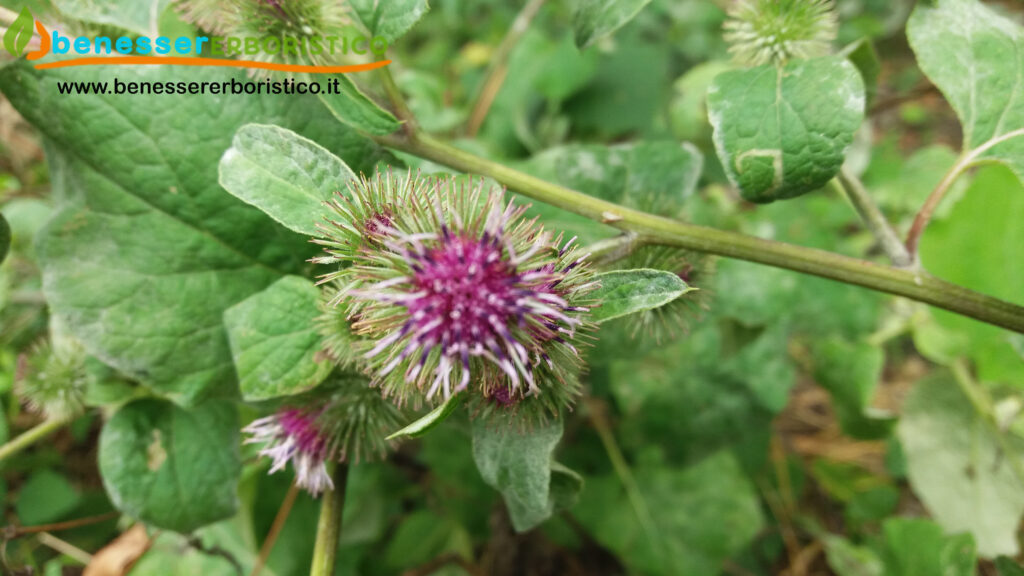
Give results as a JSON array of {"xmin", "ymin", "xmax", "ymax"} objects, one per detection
[
  {"xmin": 244, "ymin": 378, "xmax": 404, "ymax": 494},
  {"xmin": 723, "ymin": 0, "xmax": 838, "ymax": 66},
  {"xmin": 315, "ymin": 175, "xmax": 597, "ymax": 415}
]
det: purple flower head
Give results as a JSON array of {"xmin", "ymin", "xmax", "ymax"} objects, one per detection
[
  {"xmin": 243, "ymin": 379, "xmax": 405, "ymax": 494},
  {"xmin": 244, "ymin": 407, "xmax": 334, "ymax": 495},
  {"xmin": 316, "ymin": 174, "xmax": 597, "ymax": 415}
]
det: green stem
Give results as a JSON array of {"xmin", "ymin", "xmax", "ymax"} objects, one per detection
[
  {"xmin": 378, "ymin": 68, "xmax": 416, "ymax": 135},
  {"xmin": 0, "ymin": 416, "xmax": 72, "ymax": 464},
  {"xmin": 309, "ymin": 463, "xmax": 349, "ymax": 576},
  {"xmin": 834, "ymin": 170, "xmax": 912, "ymax": 268},
  {"xmin": 374, "ymin": 132, "xmax": 1024, "ymax": 334}
]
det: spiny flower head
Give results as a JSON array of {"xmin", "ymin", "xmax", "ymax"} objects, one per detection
[
  {"xmin": 16, "ymin": 340, "xmax": 88, "ymax": 420},
  {"xmin": 244, "ymin": 377, "xmax": 403, "ymax": 494},
  {"xmin": 313, "ymin": 170, "xmax": 415, "ymax": 273},
  {"xmin": 723, "ymin": 0, "xmax": 838, "ymax": 66},
  {"xmin": 314, "ymin": 174, "xmax": 598, "ymax": 418},
  {"xmin": 175, "ymin": 0, "xmax": 351, "ymax": 68},
  {"xmin": 612, "ymin": 246, "xmax": 713, "ymax": 346}
]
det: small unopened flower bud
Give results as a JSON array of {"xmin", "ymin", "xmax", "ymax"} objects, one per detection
[
  {"xmin": 723, "ymin": 0, "xmax": 838, "ymax": 67},
  {"xmin": 16, "ymin": 340, "xmax": 88, "ymax": 420}
]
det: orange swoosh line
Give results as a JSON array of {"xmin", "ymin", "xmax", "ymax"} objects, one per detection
[
  {"xmin": 34, "ymin": 56, "xmax": 392, "ymax": 73},
  {"xmin": 26, "ymin": 21, "xmax": 50, "ymax": 60}
]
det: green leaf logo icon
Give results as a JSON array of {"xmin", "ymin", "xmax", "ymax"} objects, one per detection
[{"xmin": 3, "ymin": 7, "xmax": 34, "ymax": 58}]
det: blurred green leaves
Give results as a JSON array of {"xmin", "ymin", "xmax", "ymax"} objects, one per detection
[
  {"xmin": 51, "ymin": 0, "xmax": 170, "ymax": 36},
  {"xmin": 574, "ymin": 450, "xmax": 763, "ymax": 575},
  {"xmin": 349, "ymin": 0, "xmax": 430, "ymax": 42},
  {"xmin": 574, "ymin": 0, "xmax": 653, "ymax": 48},
  {"xmin": 0, "ymin": 213, "xmax": 9, "ymax": 266},
  {"xmin": 898, "ymin": 374, "xmax": 1024, "ymax": 557}
]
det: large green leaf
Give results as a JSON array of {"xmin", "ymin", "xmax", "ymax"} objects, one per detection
[
  {"xmin": 898, "ymin": 374, "xmax": 1024, "ymax": 557},
  {"xmin": 349, "ymin": 0, "xmax": 430, "ymax": 42},
  {"xmin": 908, "ymin": 0, "xmax": 1024, "ymax": 181},
  {"xmin": 918, "ymin": 166, "xmax": 1024, "ymax": 385},
  {"xmin": 471, "ymin": 417, "xmax": 578, "ymax": 532},
  {"xmin": 590, "ymin": 269, "xmax": 693, "ymax": 323},
  {"xmin": 99, "ymin": 398, "xmax": 241, "ymax": 533},
  {"xmin": 574, "ymin": 0, "xmax": 653, "ymax": 49},
  {"xmin": 708, "ymin": 56, "xmax": 865, "ymax": 203},
  {"xmin": 0, "ymin": 62, "xmax": 385, "ymax": 404},
  {"xmin": 223, "ymin": 276, "xmax": 332, "ymax": 401},
  {"xmin": 219, "ymin": 124, "xmax": 356, "ymax": 237},
  {"xmin": 574, "ymin": 450, "xmax": 764, "ymax": 575}
]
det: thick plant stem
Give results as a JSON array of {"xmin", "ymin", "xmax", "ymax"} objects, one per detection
[
  {"xmin": 375, "ymin": 132, "xmax": 1024, "ymax": 334},
  {"xmin": 465, "ymin": 0, "xmax": 548, "ymax": 137},
  {"xmin": 310, "ymin": 464, "xmax": 349, "ymax": 576},
  {"xmin": 834, "ymin": 170, "xmax": 913, "ymax": 268},
  {"xmin": 0, "ymin": 416, "xmax": 72, "ymax": 464}
]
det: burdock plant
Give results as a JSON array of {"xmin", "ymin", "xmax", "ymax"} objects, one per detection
[{"xmin": 314, "ymin": 173, "xmax": 598, "ymax": 420}]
